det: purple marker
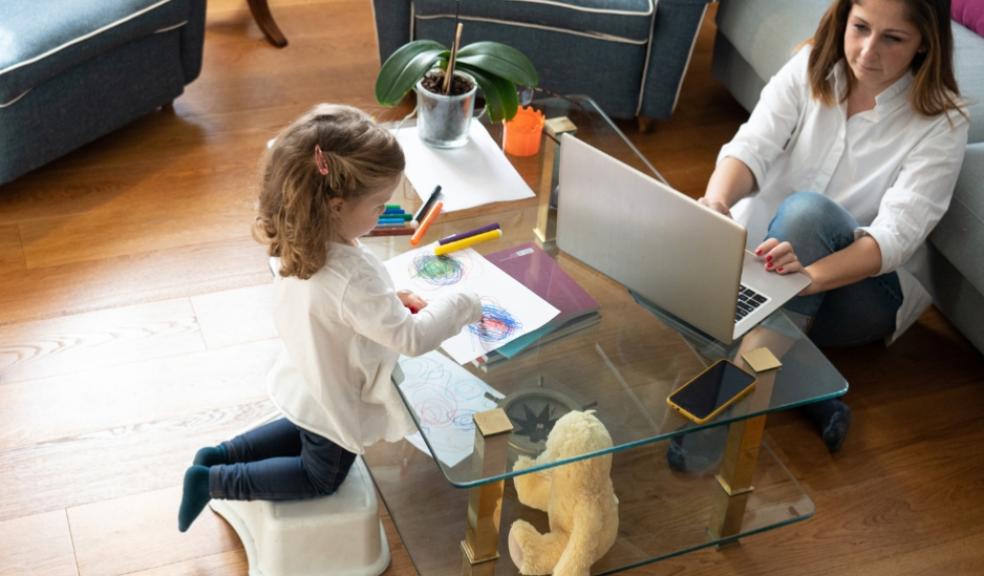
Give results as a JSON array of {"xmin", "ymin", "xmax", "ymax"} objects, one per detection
[{"xmin": 438, "ymin": 222, "xmax": 502, "ymax": 245}]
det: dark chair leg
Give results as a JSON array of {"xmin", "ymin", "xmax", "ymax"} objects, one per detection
[{"xmin": 246, "ymin": 0, "xmax": 288, "ymax": 48}]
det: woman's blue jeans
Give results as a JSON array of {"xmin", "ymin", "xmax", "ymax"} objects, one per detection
[
  {"xmin": 767, "ymin": 191, "xmax": 902, "ymax": 347},
  {"xmin": 208, "ymin": 417, "xmax": 355, "ymax": 501}
]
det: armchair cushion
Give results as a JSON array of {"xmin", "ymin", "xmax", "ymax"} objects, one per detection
[
  {"xmin": 0, "ymin": 0, "xmax": 196, "ymax": 105},
  {"xmin": 412, "ymin": 0, "xmax": 655, "ymax": 42},
  {"xmin": 0, "ymin": 0, "xmax": 205, "ymax": 185}
]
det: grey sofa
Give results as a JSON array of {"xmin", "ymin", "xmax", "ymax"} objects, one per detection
[
  {"xmin": 0, "ymin": 0, "xmax": 207, "ymax": 186},
  {"xmin": 712, "ymin": 0, "xmax": 984, "ymax": 354},
  {"xmin": 372, "ymin": 0, "xmax": 713, "ymax": 121}
]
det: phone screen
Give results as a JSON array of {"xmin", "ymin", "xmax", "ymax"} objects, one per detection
[{"xmin": 669, "ymin": 361, "xmax": 756, "ymax": 421}]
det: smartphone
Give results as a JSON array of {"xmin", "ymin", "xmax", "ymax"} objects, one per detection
[{"xmin": 666, "ymin": 360, "xmax": 756, "ymax": 425}]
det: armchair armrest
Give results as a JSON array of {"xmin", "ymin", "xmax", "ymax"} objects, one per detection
[
  {"xmin": 638, "ymin": 0, "xmax": 714, "ymax": 119},
  {"xmin": 372, "ymin": 0, "xmax": 414, "ymax": 64}
]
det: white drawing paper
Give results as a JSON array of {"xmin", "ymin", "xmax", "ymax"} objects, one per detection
[
  {"xmin": 384, "ymin": 245, "xmax": 559, "ymax": 364},
  {"xmin": 392, "ymin": 122, "xmax": 535, "ymax": 212},
  {"xmin": 398, "ymin": 351, "xmax": 505, "ymax": 467}
]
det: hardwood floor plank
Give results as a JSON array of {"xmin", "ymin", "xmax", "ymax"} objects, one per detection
[
  {"xmin": 17, "ymin": 165, "xmax": 255, "ymax": 269},
  {"xmin": 0, "ymin": 400, "xmax": 276, "ymax": 522},
  {"xmin": 0, "ymin": 225, "xmax": 25, "ymax": 275},
  {"xmin": 838, "ymin": 529, "xmax": 984, "ymax": 575},
  {"xmin": 0, "ymin": 510, "xmax": 78, "ymax": 576},
  {"xmin": 120, "ymin": 551, "xmax": 248, "ymax": 576},
  {"xmin": 67, "ymin": 487, "xmax": 242, "ymax": 576},
  {"xmin": 190, "ymin": 284, "xmax": 277, "ymax": 349},
  {"xmin": 0, "ymin": 299, "xmax": 205, "ymax": 385},
  {"xmin": 0, "ymin": 238, "xmax": 270, "ymax": 327},
  {"xmin": 0, "ymin": 339, "xmax": 276, "ymax": 452},
  {"xmin": 120, "ymin": 551, "xmax": 247, "ymax": 576}
]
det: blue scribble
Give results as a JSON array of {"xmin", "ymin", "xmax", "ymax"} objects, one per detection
[{"xmin": 469, "ymin": 302, "xmax": 522, "ymax": 342}]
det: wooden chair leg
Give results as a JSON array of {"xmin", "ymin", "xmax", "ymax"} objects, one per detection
[{"xmin": 246, "ymin": 0, "xmax": 288, "ymax": 48}]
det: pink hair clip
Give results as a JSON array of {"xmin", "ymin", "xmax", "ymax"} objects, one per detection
[{"xmin": 314, "ymin": 145, "xmax": 330, "ymax": 176}]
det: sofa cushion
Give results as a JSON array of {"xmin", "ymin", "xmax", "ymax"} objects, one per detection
[
  {"xmin": 413, "ymin": 0, "xmax": 656, "ymax": 43},
  {"xmin": 952, "ymin": 22, "xmax": 984, "ymax": 143},
  {"xmin": 930, "ymin": 143, "xmax": 984, "ymax": 294},
  {"xmin": 0, "ymin": 0, "xmax": 191, "ymax": 104},
  {"xmin": 715, "ymin": 0, "xmax": 827, "ymax": 84}
]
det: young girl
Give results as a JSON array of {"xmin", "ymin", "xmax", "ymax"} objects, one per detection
[
  {"xmin": 178, "ymin": 104, "xmax": 482, "ymax": 532},
  {"xmin": 701, "ymin": 0, "xmax": 968, "ymax": 451}
]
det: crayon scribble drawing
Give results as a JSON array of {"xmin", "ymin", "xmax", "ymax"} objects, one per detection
[
  {"xmin": 398, "ymin": 351, "xmax": 504, "ymax": 467},
  {"xmin": 409, "ymin": 253, "xmax": 467, "ymax": 288},
  {"xmin": 384, "ymin": 246, "xmax": 559, "ymax": 364},
  {"xmin": 469, "ymin": 299, "xmax": 523, "ymax": 348}
]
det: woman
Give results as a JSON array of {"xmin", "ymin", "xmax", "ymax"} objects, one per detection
[{"xmin": 702, "ymin": 0, "xmax": 968, "ymax": 452}]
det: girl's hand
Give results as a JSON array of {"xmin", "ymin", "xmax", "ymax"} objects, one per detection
[
  {"xmin": 396, "ymin": 290, "xmax": 428, "ymax": 314},
  {"xmin": 698, "ymin": 196, "xmax": 732, "ymax": 218},
  {"xmin": 754, "ymin": 238, "xmax": 804, "ymax": 275}
]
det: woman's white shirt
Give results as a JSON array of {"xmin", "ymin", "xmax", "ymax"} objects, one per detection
[
  {"xmin": 266, "ymin": 242, "xmax": 482, "ymax": 454},
  {"xmin": 720, "ymin": 46, "xmax": 969, "ymax": 341}
]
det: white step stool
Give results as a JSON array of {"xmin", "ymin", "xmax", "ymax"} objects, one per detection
[{"xmin": 209, "ymin": 455, "xmax": 390, "ymax": 576}]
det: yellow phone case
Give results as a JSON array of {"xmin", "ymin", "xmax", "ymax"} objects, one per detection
[{"xmin": 666, "ymin": 360, "xmax": 756, "ymax": 425}]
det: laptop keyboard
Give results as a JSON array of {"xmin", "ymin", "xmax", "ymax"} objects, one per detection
[{"xmin": 735, "ymin": 284, "xmax": 769, "ymax": 323}]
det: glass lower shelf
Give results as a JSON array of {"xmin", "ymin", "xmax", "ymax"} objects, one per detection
[{"xmin": 363, "ymin": 434, "xmax": 813, "ymax": 575}]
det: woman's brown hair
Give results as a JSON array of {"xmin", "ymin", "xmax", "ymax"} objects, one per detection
[
  {"xmin": 807, "ymin": 0, "xmax": 964, "ymax": 117},
  {"xmin": 253, "ymin": 104, "xmax": 405, "ymax": 279}
]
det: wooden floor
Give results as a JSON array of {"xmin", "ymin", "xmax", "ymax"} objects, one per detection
[{"xmin": 1, "ymin": 1, "xmax": 982, "ymax": 574}]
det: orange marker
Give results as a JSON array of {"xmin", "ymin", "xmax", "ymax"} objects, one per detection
[{"xmin": 410, "ymin": 201, "xmax": 443, "ymax": 246}]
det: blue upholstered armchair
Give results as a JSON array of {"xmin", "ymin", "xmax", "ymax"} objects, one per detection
[
  {"xmin": 371, "ymin": 0, "xmax": 713, "ymax": 121},
  {"xmin": 0, "ymin": 0, "xmax": 206, "ymax": 185}
]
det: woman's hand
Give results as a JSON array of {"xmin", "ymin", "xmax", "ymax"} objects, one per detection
[
  {"xmin": 754, "ymin": 238, "xmax": 817, "ymax": 295},
  {"xmin": 698, "ymin": 196, "xmax": 732, "ymax": 217},
  {"xmin": 754, "ymin": 238, "xmax": 802, "ymax": 274},
  {"xmin": 396, "ymin": 290, "xmax": 428, "ymax": 314}
]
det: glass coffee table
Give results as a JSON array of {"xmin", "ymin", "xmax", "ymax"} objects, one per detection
[{"xmin": 363, "ymin": 96, "xmax": 847, "ymax": 575}]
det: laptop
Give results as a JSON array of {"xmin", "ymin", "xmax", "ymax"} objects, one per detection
[{"xmin": 556, "ymin": 134, "xmax": 810, "ymax": 344}]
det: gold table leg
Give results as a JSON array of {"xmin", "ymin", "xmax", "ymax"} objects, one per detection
[
  {"xmin": 708, "ymin": 413, "xmax": 767, "ymax": 545},
  {"xmin": 533, "ymin": 117, "xmax": 577, "ymax": 247},
  {"xmin": 707, "ymin": 356, "xmax": 780, "ymax": 546},
  {"xmin": 461, "ymin": 409, "xmax": 514, "ymax": 576}
]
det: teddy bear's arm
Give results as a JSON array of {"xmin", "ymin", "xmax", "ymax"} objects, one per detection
[
  {"xmin": 512, "ymin": 458, "xmax": 552, "ymax": 512},
  {"xmin": 551, "ymin": 504, "xmax": 600, "ymax": 576}
]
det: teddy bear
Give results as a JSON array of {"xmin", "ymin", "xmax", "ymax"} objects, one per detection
[{"xmin": 508, "ymin": 410, "xmax": 619, "ymax": 576}]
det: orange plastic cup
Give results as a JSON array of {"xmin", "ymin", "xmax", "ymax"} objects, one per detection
[{"xmin": 503, "ymin": 106, "xmax": 545, "ymax": 157}]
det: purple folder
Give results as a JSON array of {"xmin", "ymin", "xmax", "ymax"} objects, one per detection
[{"xmin": 485, "ymin": 243, "xmax": 599, "ymax": 358}]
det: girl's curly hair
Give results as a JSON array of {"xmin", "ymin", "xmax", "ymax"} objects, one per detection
[{"xmin": 253, "ymin": 104, "xmax": 404, "ymax": 279}]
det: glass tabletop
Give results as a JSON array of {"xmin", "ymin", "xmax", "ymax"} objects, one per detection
[
  {"xmin": 363, "ymin": 94, "xmax": 845, "ymax": 576},
  {"xmin": 366, "ymin": 95, "xmax": 847, "ymax": 488}
]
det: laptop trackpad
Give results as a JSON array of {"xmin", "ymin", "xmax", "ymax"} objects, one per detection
[{"xmin": 736, "ymin": 250, "xmax": 812, "ymax": 337}]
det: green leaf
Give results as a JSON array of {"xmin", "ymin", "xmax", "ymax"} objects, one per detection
[
  {"xmin": 457, "ymin": 41, "xmax": 539, "ymax": 87},
  {"xmin": 375, "ymin": 40, "xmax": 449, "ymax": 105},
  {"xmin": 459, "ymin": 65, "xmax": 519, "ymax": 122}
]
